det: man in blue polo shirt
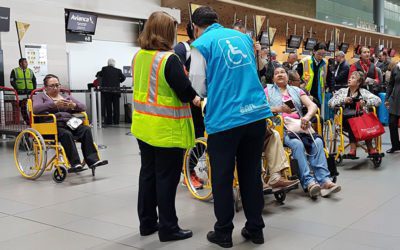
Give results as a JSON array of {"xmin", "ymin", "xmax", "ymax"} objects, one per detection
[{"xmin": 190, "ymin": 6, "xmax": 272, "ymax": 248}]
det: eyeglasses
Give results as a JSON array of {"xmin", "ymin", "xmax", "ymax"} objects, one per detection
[{"xmin": 46, "ymin": 84, "xmax": 61, "ymax": 89}]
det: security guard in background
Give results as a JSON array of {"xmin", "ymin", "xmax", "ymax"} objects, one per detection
[
  {"xmin": 10, "ymin": 58, "xmax": 37, "ymax": 124},
  {"xmin": 10, "ymin": 58, "xmax": 37, "ymax": 95}
]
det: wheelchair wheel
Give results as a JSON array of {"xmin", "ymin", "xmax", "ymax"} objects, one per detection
[
  {"xmin": 233, "ymin": 187, "xmax": 241, "ymax": 213},
  {"xmin": 53, "ymin": 166, "xmax": 67, "ymax": 183},
  {"xmin": 14, "ymin": 128, "xmax": 47, "ymax": 180},
  {"xmin": 323, "ymin": 120, "xmax": 334, "ymax": 154},
  {"xmin": 335, "ymin": 155, "xmax": 343, "ymax": 165},
  {"xmin": 274, "ymin": 191, "xmax": 286, "ymax": 204},
  {"xmin": 183, "ymin": 137, "xmax": 212, "ymax": 201},
  {"xmin": 372, "ymin": 157, "xmax": 382, "ymax": 168}
]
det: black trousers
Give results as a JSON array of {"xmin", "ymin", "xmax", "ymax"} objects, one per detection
[
  {"xmin": 137, "ymin": 139, "xmax": 184, "ymax": 234},
  {"xmin": 207, "ymin": 119, "xmax": 266, "ymax": 235},
  {"xmin": 190, "ymin": 103, "xmax": 205, "ymax": 138},
  {"xmin": 57, "ymin": 125, "xmax": 99, "ymax": 167},
  {"xmin": 389, "ymin": 114, "xmax": 400, "ymax": 149},
  {"xmin": 104, "ymin": 93, "xmax": 120, "ymax": 124}
]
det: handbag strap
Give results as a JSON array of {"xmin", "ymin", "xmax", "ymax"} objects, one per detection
[{"xmin": 284, "ymin": 124, "xmax": 319, "ymax": 157}]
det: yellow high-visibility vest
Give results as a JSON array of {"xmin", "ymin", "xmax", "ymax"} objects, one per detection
[
  {"xmin": 131, "ymin": 50, "xmax": 194, "ymax": 149},
  {"xmin": 301, "ymin": 56, "xmax": 327, "ymax": 102},
  {"xmin": 14, "ymin": 67, "xmax": 34, "ymax": 91}
]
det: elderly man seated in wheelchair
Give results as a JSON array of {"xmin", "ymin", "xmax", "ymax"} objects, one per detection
[
  {"xmin": 265, "ymin": 67, "xmax": 341, "ymax": 198},
  {"xmin": 328, "ymin": 71, "xmax": 381, "ymax": 158},
  {"xmin": 32, "ymin": 74, "xmax": 108, "ymax": 173}
]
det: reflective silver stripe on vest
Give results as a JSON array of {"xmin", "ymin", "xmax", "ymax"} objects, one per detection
[
  {"xmin": 148, "ymin": 51, "xmax": 170, "ymax": 103},
  {"xmin": 134, "ymin": 101, "xmax": 191, "ymax": 119}
]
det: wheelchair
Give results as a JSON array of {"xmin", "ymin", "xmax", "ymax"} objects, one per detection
[
  {"xmin": 324, "ymin": 101, "xmax": 384, "ymax": 168},
  {"xmin": 182, "ymin": 117, "xmax": 299, "ymax": 209},
  {"xmin": 13, "ymin": 88, "xmax": 106, "ymax": 183},
  {"xmin": 276, "ymin": 109, "xmax": 339, "ymax": 185}
]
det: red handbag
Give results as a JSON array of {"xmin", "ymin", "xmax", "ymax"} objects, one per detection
[{"xmin": 348, "ymin": 103, "xmax": 385, "ymax": 141}]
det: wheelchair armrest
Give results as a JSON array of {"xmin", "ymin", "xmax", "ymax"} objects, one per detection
[
  {"xmin": 73, "ymin": 112, "xmax": 89, "ymax": 126},
  {"xmin": 32, "ymin": 113, "xmax": 57, "ymax": 124},
  {"xmin": 30, "ymin": 113, "xmax": 58, "ymax": 135}
]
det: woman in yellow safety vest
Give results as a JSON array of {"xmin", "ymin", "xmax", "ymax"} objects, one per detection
[{"xmin": 131, "ymin": 11, "xmax": 201, "ymax": 242}]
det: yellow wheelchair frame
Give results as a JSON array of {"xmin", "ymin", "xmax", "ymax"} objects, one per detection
[
  {"xmin": 182, "ymin": 135, "xmax": 243, "ymax": 211},
  {"xmin": 14, "ymin": 98, "xmax": 99, "ymax": 183},
  {"xmin": 325, "ymin": 105, "xmax": 383, "ymax": 168},
  {"xmin": 182, "ymin": 116, "xmax": 299, "ymax": 209}
]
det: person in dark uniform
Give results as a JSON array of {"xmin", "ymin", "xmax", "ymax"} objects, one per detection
[
  {"xmin": 174, "ymin": 23, "xmax": 205, "ymax": 139},
  {"xmin": 386, "ymin": 63, "xmax": 400, "ymax": 153},
  {"xmin": 97, "ymin": 59, "xmax": 126, "ymax": 125}
]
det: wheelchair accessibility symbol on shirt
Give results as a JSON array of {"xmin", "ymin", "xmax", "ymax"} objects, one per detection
[{"xmin": 218, "ymin": 36, "xmax": 252, "ymax": 69}]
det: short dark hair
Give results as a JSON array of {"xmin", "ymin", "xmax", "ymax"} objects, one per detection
[
  {"xmin": 382, "ymin": 51, "xmax": 388, "ymax": 57},
  {"xmin": 232, "ymin": 20, "xmax": 244, "ymax": 29},
  {"xmin": 186, "ymin": 22, "xmax": 194, "ymax": 40},
  {"xmin": 43, "ymin": 74, "xmax": 59, "ymax": 86},
  {"xmin": 19, "ymin": 58, "xmax": 27, "ymax": 64},
  {"xmin": 192, "ymin": 6, "xmax": 218, "ymax": 28},
  {"xmin": 313, "ymin": 42, "xmax": 327, "ymax": 51}
]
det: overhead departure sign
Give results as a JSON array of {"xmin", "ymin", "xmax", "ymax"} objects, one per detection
[{"xmin": 66, "ymin": 11, "xmax": 97, "ymax": 34}]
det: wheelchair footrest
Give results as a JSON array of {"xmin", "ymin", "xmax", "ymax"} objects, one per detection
[
  {"xmin": 342, "ymin": 154, "xmax": 360, "ymax": 160},
  {"xmin": 367, "ymin": 153, "xmax": 385, "ymax": 159},
  {"xmin": 263, "ymin": 183, "xmax": 299, "ymax": 195}
]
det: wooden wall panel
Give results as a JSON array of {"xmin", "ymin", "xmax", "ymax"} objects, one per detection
[{"xmin": 163, "ymin": 0, "xmax": 400, "ymax": 63}]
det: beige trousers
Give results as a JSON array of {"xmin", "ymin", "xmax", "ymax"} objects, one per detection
[{"xmin": 264, "ymin": 128, "xmax": 290, "ymax": 175}]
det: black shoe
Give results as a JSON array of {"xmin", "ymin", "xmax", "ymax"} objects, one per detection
[
  {"xmin": 241, "ymin": 227, "xmax": 264, "ymax": 244},
  {"xmin": 206, "ymin": 231, "xmax": 233, "ymax": 248},
  {"xmin": 386, "ymin": 148, "xmax": 399, "ymax": 154},
  {"xmin": 68, "ymin": 165, "xmax": 86, "ymax": 173},
  {"xmin": 140, "ymin": 224, "xmax": 159, "ymax": 236},
  {"xmin": 159, "ymin": 229, "xmax": 192, "ymax": 242},
  {"xmin": 89, "ymin": 160, "xmax": 108, "ymax": 169}
]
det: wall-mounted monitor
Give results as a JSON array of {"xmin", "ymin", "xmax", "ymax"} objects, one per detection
[
  {"xmin": 0, "ymin": 7, "xmax": 10, "ymax": 32},
  {"xmin": 66, "ymin": 10, "xmax": 98, "ymax": 35},
  {"xmin": 258, "ymin": 30, "xmax": 275, "ymax": 46},
  {"xmin": 304, "ymin": 38, "xmax": 317, "ymax": 51},
  {"xmin": 327, "ymin": 41, "xmax": 335, "ymax": 52},
  {"xmin": 287, "ymin": 35, "xmax": 302, "ymax": 49},
  {"xmin": 339, "ymin": 43, "xmax": 349, "ymax": 53}
]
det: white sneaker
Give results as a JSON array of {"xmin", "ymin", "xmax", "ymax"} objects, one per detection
[{"xmin": 321, "ymin": 183, "xmax": 341, "ymax": 197}]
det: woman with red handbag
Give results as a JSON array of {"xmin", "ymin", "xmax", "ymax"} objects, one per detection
[{"xmin": 328, "ymin": 71, "xmax": 381, "ymax": 158}]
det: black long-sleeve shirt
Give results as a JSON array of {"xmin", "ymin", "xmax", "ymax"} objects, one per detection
[{"xmin": 164, "ymin": 53, "xmax": 197, "ymax": 103}]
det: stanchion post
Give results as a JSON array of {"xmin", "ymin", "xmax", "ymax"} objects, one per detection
[
  {"xmin": 0, "ymin": 90, "xmax": 5, "ymax": 140},
  {"xmin": 97, "ymin": 89, "xmax": 102, "ymax": 129},
  {"xmin": 90, "ymin": 86, "xmax": 98, "ymax": 144}
]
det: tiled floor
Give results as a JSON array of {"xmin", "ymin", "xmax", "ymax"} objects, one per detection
[{"xmin": 0, "ymin": 125, "xmax": 400, "ymax": 249}]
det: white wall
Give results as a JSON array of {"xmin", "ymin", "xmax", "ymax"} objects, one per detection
[
  {"xmin": 0, "ymin": 0, "xmax": 180, "ymax": 87},
  {"xmin": 66, "ymin": 40, "xmax": 139, "ymax": 90}
]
